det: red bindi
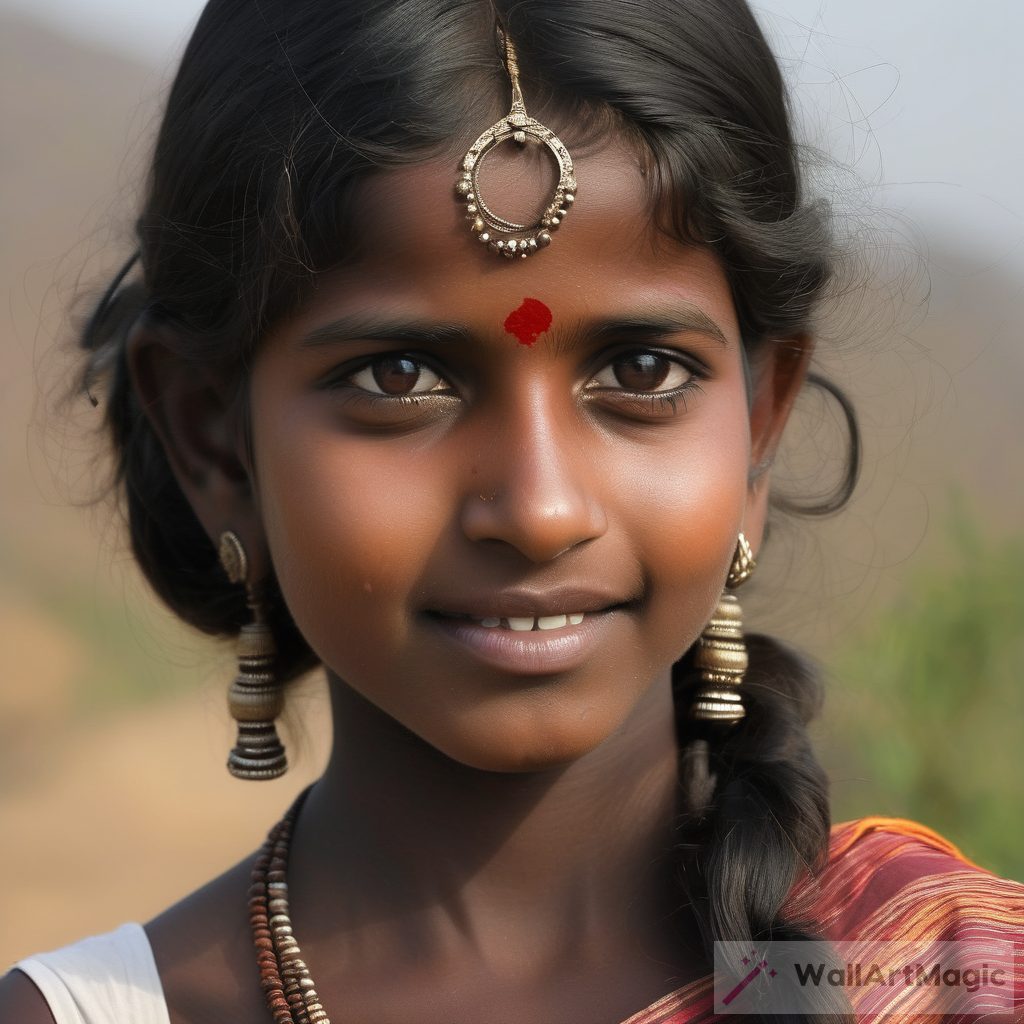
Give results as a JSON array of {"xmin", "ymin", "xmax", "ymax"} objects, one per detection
[{"xmin": 503, "ymin": 298, "xmax": 553, "ymax": 346}]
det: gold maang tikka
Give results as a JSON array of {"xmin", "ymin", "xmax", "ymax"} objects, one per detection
[
  {"xmin": 455, "ymin": 26, "xmax": 577, "ymax": 258},
  {"xmin": 688, "ymin": 534, "xmax": 756, "ymax": 724}
]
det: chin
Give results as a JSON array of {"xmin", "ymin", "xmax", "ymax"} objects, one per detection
[{"xmin": 429, "ymin": 706, "xmax": 625, "ymax": 773}]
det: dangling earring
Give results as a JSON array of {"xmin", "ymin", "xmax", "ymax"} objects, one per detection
[
  {"xmin": 218, "ymin": 531, "xmax": 288, "ymax": 780},
  {"xmin": 689, "ymin": 533, "xmax": 756, "ymax": 724}
]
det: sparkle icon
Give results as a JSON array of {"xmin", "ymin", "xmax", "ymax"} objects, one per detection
[{"xmin": 722, "ymin": 950, "xmax": 776, "ymax": 1006}]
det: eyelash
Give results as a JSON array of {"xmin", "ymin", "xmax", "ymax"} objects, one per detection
[{"xmin": 617, "ymin": 380, "xmax": 705, "ymax": 414}]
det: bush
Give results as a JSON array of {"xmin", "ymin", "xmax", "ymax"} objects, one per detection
[{"xmin": 823, "ymin": 506, "xmax": 1024, "ymax": 881}]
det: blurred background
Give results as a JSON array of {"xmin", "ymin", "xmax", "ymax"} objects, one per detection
[{"xmin": 1, "ymin": 0, "xmax": 1021, "ymax": 970}]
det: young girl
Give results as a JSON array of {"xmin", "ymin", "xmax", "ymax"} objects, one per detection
[{"xmin": 2, "ymin": 1, "xmax": 1021, "ymax": 1022}]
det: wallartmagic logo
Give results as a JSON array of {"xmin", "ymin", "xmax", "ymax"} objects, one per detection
[
  {"xmin": 792, "ymin": 959, "xmax": 1007, "ymax": 993},
  {"xmin": 713, "ymin": 940, "xmax": 1021, "ymax": 1018}
]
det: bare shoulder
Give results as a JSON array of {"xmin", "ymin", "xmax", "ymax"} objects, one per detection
[
  {"xmin": 0, "ymin": 969, "xmax": 58, "ymax": 1024},
  {"xmin": 145, "ymin": 850, "xmax": 272, "ymax": 1024}
]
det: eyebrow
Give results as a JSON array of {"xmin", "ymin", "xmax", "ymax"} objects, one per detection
[
  {"xmin": 299, "ymin": 313, "xmax": 476, "ymax": 349},
  {"xmin": 588, "ymin": 304, "xmax": 728, "ymax": 346}
]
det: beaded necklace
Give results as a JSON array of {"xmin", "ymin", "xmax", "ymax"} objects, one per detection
[{"xmin": 248, "ymin": 788, "xmax": 329, "ymax": 1024}]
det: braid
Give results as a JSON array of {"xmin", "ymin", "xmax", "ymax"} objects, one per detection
[{"xmin": 673, "ymin": 635, "xmax": 854, "ymax": 1022}]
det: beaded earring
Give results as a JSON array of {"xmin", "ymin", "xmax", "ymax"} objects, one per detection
[
  {"xmin": 219, "ymin": 531, "xmax": 288, "ymax": 780},
  {"xmin": 689, "ymin": 533, "xmax": 756, "ymax": 724}
]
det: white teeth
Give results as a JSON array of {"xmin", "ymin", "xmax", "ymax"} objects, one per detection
[
  {"xmin": 537, "ymin": 614, "xmax": 567, "ymax": 630},
  {"xmin": 472, "ymin": 613, "xmax": 586, "ymax": 630}
]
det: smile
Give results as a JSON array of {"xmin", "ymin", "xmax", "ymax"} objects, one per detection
[{"xmin": 424, "ymin": 609, "xmax": 620, "ymax": 675}]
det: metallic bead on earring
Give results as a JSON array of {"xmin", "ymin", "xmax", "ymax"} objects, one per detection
[
  {"xmin": 689, "ymin": 533, "xmax": 756, "ymax": 724},
  {"xmin": 219, "ymin": 531, "xmax": 288, "ymax": 780}
]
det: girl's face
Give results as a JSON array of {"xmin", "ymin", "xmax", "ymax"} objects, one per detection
[{"xmin": 246, "ymin": 139, "xmax": 807, "ymax": 772}]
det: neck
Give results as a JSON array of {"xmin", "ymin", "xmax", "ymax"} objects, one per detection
[{"xmin": 289, "ymin": 673, "xmax": 683, "ymax": 971}]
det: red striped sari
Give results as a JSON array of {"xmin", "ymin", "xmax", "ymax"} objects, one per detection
[{"xmin": 619, "ymin": 818, "xmax": 1024, "ymax": 1023}]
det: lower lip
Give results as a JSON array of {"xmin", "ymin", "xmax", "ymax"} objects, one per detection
[{"xmin": 425, "ymin": 613, "xmax": 616, "ymax": 676}]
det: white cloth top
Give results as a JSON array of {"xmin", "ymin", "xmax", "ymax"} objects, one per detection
[{"xmin": 14, "ymin": 924, "xmax": 171, "ymax": 1024}]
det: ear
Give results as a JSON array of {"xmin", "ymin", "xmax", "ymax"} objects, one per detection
[
  {"xmin": 742, "ymin": 334, "xmax": 814, "ymax": 552},
  {"xmin": 126, "ymin": 324, "xmax": 271, "ymax": 581}
]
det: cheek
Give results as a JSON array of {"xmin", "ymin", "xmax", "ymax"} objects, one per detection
[
  {"xmin": 252, "ymin": 398, "xmax": 447, "ymax": 669},
  {"xmin": 622, "ymin": 391, "xmax": 751, "ymax": 651}
]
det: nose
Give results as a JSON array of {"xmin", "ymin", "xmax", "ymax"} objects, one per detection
[{"xmin": 459, "ymin": 392, "xmax": 608, "ymax": 562}]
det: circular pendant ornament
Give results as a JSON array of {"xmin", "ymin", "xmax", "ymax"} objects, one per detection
[{"xmin": 455, "ymin": 29, "xmax": 576, "ymax": 259}]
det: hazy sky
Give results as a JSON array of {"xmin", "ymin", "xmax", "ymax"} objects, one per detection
[{"xmin": 3, "ymin": 0, "xmax": 1022, "ymax": 254}]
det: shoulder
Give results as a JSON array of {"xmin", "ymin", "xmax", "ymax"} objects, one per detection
[
  {"xmin": 0, "ymin": 969, "xmax": 57, "ymax": 1024},
  {"xmin": 787, "ymin": 816, "xmax": 1024, "ymax": 941},
  {"xmin": 1, "ymin": 923, "xmax": 159, "ymax": 1024},
  {"xmin": 1, "ymin": 853, "xmax": 264, "ymax": 1024},
  {"xmin": 144, "ymin": 852, "xmax": 271, "ymax": 1024}
]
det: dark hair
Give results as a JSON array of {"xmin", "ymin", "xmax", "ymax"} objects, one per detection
[{"xmin": 81, "ymin": 0, "xmax": 859, "ymax": 1016}]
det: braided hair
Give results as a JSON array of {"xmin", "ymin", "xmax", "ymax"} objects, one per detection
[{"xmin": 81, "ymin": 1, "xmax": 859, "ymax": 1017}]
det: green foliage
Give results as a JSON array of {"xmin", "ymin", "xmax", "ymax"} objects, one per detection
[{"xmin": 824, "ymin": 505, "xmax": 1024, "ymax": 881}]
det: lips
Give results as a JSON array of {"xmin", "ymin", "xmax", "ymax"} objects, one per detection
[{"xmin": 421, "ymin": 586, "xmax": 632, "ymax": 674}]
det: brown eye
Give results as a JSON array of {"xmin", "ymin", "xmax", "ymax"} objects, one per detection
[
  {"xmin": 589, "ymin": 351, "xmax": 693, "ymax": 393},
  {"xmin": 374, "ymin": 357, "xmax": 421, "ymax": 395},
  {"xmin": 349, "ymin": 357, "xmax": 448, "ymax": 396}
]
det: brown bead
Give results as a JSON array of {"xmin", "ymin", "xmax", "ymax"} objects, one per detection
[{"xmin": 255, "ymin": 938, "xmax": 274, "ymax": 951}]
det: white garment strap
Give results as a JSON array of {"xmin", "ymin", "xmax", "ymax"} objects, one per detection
[{"xmin": 15, "ymin": 923, "xmax": 171, "ymax": 1024}]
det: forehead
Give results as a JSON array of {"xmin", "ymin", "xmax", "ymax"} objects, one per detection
[{"xmin": 303, "ymin": 136, "xmax": 739, "ymax": 337}]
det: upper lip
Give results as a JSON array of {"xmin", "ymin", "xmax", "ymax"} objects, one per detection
[{"xmin": 424, "ymin": 586, "xmax": 634, "ymax": 620}]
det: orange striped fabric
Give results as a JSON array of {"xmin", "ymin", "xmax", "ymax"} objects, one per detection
[{"xmin": 618, "ymin": 818, "xmax": 1024, "ymax": 1024}]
